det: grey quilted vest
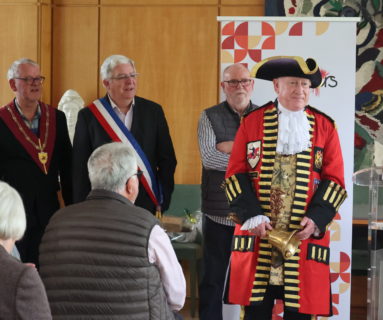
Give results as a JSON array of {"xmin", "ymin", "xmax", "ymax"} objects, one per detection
[{"xmin": 39, "ymin": 189, "xmax": 175, "ymax": 320}]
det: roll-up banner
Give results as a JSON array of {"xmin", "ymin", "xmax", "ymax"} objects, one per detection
[{"xmin": 218, "ymin": 16, "xmax": 359, "ymax": 320}]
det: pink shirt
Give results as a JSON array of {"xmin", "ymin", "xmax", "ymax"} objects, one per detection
[{"xmin": 148, "ymin": 225, "xmax": 186, "ymax": 311}]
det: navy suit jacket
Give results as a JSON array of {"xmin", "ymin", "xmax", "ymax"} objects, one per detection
[{"xmin": 72, "ymin": 96, "xmax": 177, "ymax": 212}]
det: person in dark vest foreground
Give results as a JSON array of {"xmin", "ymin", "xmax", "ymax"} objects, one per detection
[
  {"xmin": 197, "ymin": 63, "xmax": 256, "ymax": 320},
  {"xmin": 39, "ymin": 142, "xmax": 186, "ymax": 319}
]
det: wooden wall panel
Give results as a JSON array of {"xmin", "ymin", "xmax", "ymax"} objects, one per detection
[
  {"xmin": 0, "ymin": 5, "xmax": 39, "ymax": 105},
  {"xmin": 52, "ymin": 6, "xmax": 99, "ymax": 107},
  {"xmin": 0, "ymin": 0, "xmax": 37, "ymax": 3},
  {"xmin": 101, "ymin": 0, "xmax": 217, "ymax": 4},
  {"xmin": 221, "ymin": 0, "xmax": 263, "ymax": 5},
  {"xmin": 1, "ymin": 1, "xmax": 264, "ymax": 184},
  {"xmin": 54, "ymin": 0, "xmax": 98, "ymax": 4},
  {"xmin": 220, "ymin": 5, "xmax": 264, "ymax": 16},
  {"xmin": 40, "ymin": 3, "xmax": 52, "ymax": 103},
  {"xmin": 100, "ymin": 6, "xmax": 219, "ymax": 184}
]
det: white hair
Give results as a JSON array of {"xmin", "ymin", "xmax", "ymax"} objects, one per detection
[
  {"xmin": 88, "ymin": 142, "xmax": 138, "ymax": 193},
  {"xmin": 0, "ymin": 182, "xmax": 26, "ymax": 241},
  {"xmin": 7, "ymin": 58, "xmax": 39, "ymax": 80},
  {"xmin": 100, "ymin": 55, "xmax": 136, "ymax": 81}
]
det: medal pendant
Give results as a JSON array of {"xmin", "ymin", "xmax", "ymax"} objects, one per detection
[{"xmin": 38, "ymin": 151, "xmax": 48, "ymax": 174}]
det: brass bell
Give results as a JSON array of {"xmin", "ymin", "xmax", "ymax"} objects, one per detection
[{"xmin": 266, "ymin": 229, "xmax": 301, "ymax": 259}]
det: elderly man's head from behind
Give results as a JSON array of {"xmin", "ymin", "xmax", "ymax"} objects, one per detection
[
  {"xmin": 221, "ymin": 63, "xmax": 254, "ymax": 115},
  {"xmin": 0, "ymin": 182, "xmax": 26, "ymax": 252},
  {"xmin": 252, "ymin": 56, "xmax": 323, "ymax": 112},
  {"xmin": 100, "ymin": 55, "xmax": 138, "ymax": 105},
  {"xmin": 87, "ymin": 142, "xmax": 140, "ymax": 202}
]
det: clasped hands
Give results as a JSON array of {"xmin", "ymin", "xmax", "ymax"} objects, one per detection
[{"xmin": 246, "ymin": 216, "xmax": 317, "ymax": 240}]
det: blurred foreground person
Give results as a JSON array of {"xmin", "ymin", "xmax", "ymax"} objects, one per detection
[
  {"xmin": 40, "ymin": 142, "xmax": 185, "ymax": 319},
  {"xmin": 0, "ymin": 181, "xmax": 51, "ymax": 319}
]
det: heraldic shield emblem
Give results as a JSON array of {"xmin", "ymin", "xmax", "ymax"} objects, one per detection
[{"xmin": 247, "ymin": 141, "xmax": 261, "ymax": 169}]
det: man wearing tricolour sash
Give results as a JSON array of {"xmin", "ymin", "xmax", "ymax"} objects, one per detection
[
  {"xmin": 0, "ymin": 58, "xmax": 72, "ymax": 267},
  {"xmin": 72, "ymin": 55, "xmax": 177, "ymax": 215},
  {"xmin": 225, "ymin": 56, "xmax": 347, "ymax": 319}
]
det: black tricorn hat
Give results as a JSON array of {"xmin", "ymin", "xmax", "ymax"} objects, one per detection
[{"xmin": 251, "ymin": 56, "xmax": 323, "ymax": 89}]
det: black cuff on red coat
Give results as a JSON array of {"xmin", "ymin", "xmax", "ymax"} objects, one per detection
[
  {"xmin": 306, "ymin": 179, "xmax": 347, "ymax": 233},
  {"xmin": 225, "ymin": 173, "xmax": 263, "ymax": 224}
]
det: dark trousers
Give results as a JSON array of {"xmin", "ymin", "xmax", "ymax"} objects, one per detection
[
  {"xmin": 16, "ymin": 224, "xmax": 45, "ymax": 268},
  {"xmin": 199, "ymin": 216, "xmax": 234, "ymax": 320},
  {"xmin": 244, "ymin": 286, "xmax": 313, "ymax": 320}
]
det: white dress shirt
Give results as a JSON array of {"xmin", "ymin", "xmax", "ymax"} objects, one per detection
[
  {"xmin": 148, "ymin": 225, "xmax": 186, "ymax": 311},
  {"xmin": 109, "ymin": 95, "xmax": 135, "ymax": 130}
]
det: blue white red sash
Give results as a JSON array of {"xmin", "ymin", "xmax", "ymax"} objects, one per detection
[{"xmin": 88, "ymin": 97, "xmax": 162, "ymax": 208}]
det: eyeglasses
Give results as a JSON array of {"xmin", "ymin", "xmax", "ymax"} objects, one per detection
[
  {"xmin": 224, "ymin": 79, "xmax": 253, "ymax": 88},
  {"xmin": 110, "ymin": 73, "xmax": 139, "ymax": 81},
  {"xmin": 14, "ymin": 76, "xmax": 45, "ymax": 85},
  {"xmin": 127, "ymin": 169, "xmax": 143, "ymax": 183}
]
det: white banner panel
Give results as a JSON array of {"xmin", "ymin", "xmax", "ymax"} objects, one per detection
[{"xmin": 218, "ymin": 16, "xmax": 358, "ymax": 320}]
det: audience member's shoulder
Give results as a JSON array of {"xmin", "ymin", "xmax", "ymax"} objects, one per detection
[
  {"xmin": 0, "ymin": 247, "xmax": 29, "ymax": 277},
  {"xmin": 306, "ymin": 105, "xmax": 336, "ymax": 128},
  {"xmin": 133, "ymin": 204, "xmax": 159, "ymax": 220}
]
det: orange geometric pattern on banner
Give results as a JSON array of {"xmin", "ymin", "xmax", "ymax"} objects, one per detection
[
  {"xmin": 235, "ymin": 22, "xmax": 248, "ymax": 36},
  {"xmin": 330, "ymin": 251, "xmax": 351, "ymax": 283},
  {"xmin": 332, "ymin": 293, "xmax": 340, "ymax": 316},
  {"xmin": 248, "ymin": 49, "xmax": 262, "ymax": 63},
  {"xmin": 262, "ymin": 36, "xmax": 275, "ymax": 49},
  {"xmin": 222, "ymin": 21, "xmax": 235, "ymax": 35},
  {"xmin": 236, "ymin": 35, "xmax": 248, "ymax": 49},
  {"xmin": 262, "ymin": 22, "xmax": 275, "ymax": 36},
  {"xmin": 235, "ymin": 50, "xmax": 247, "ymax": 62},
  {"xmin": 221, "ymin": 21, "xmax": 303, "ymax": 63},
  {"xmin": 222, "ymin": 36, "xmax": 235, "ymax": 49},
  {"xmin": 289, "ymin": 22, "xmax": 303, "ymax": 36}
]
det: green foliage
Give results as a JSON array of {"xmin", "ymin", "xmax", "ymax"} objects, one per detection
[
  {"xmin": 329, "ymin": 0, "xmax": 343, "ymax": 12},
  {"xmin": 372, "ymin": 0, "xmax": 381, "ymax": 12}
]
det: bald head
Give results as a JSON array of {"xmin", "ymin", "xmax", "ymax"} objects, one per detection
[
  {"xmin": 223, "ymin": 63, "xmax": 250, "ymax": 80},
  {"xmin": 221, "ymin": 64, "xmax": 254, "ymax": 115}
]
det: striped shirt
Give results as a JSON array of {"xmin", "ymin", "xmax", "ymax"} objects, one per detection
[
  {"xmin": 15, "ymin": 100, "xmax": 41, "ymax": 135},
  {"xmin": 198, "ymin": 109, "xmax": 235, "ymax": 227}
]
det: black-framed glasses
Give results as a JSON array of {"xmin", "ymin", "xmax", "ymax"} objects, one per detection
[
  {"xmin": 127, "ymin": 169, "xmax": 143, "ymax": 183},
  {"xmin": 14, "ymin": 76, "xmax": 45, "ymax": 85},
  {"xmin": 224, "ymin": 79, "xmax": 252, "ymax": 88},
  {"xmin": 110, "ymin": 73, "xmax": 139, "ymax": 81}
]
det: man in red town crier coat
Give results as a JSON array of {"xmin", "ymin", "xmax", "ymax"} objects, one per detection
[{"xmin": 224, "ymin": 56, "xmax": 347, "ymax": 320}]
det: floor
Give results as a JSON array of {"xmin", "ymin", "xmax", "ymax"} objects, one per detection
[
  {"xmin": 178, "ymin": 266, "xmax": 368, "ymax": 320},
  {"xmin": 180, "ymin": 301, "xmax": 367, "ymax": 320},
  {"xmin": 179, "ymin": 298, "xmax": 199, "ymax": 320}
]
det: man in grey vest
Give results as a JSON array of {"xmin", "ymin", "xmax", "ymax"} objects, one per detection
[
  {"xmin": 39, "ymin": 142, "xmax": 186, "ymax": 319},
  {"xmin": 197, "ymin": 63, "xmax": 256, "ymax": 320}
]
